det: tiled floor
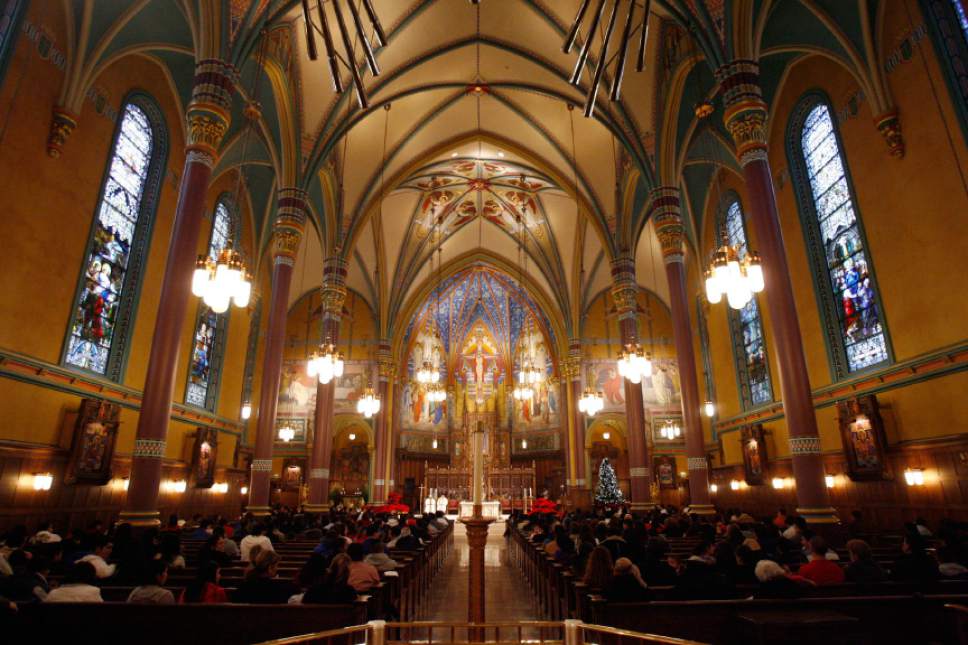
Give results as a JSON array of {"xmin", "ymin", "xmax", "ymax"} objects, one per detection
[{"xmin": 423, "ymin": 519, "xmax": 541, "ymax": 622}]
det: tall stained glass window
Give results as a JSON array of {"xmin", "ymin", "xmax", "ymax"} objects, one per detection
[
  {"xmin": 721, "ymin": 199, "xmax": 772, "ymax": 408},
  {"xmin": 185, "ymin": 200, "xmax": 234, "ymax": 409},
  {"xmin": 922, "ymin": 0, "xmax": 968, "ymax": 142},
  {"xmin": 789, "ymin": 97, "xmax": 890, "ymax": 378},
  {"xmin": 64, "ymin": 98, "xmax": 166, "ymax": 379}
]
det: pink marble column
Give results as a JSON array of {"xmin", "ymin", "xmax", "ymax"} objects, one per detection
[
  {"xmin": 246, "ymin": 189, "xmax": 308, "ymax": 515},
  {"xmin": 567, "ymin": 340, "xmax": 586, "ymax": 488},
  {"xmin": 120, "ymin": 60, "xmax": 234, "ymax": 527},
  {"xmin": 717, "ymin": 60, "xmax": 836, "ymax": 524},
  {"xmin": 305, "ymin": 256, "xmax": 348, "ymax": 511},
  {"xmin": 371, "ymin": 341, "xmax": 393, "ymax": 504},
  {"xmin": 611, "ymin": 255, "xmax": 655, "ymax": 511},
  {"xmin": 651, "ymin": 188, "xmax": 713, "ymax": 514}
]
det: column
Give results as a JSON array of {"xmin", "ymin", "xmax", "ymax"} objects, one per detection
[
  {"xmin": 305, "ymin": 256, "xmax": 348, "ymax": 511},
  {"xmin": 246, "ymin": 188, "xmax": 308, "ymax": 515},
  {"xmin": 610, "ymin": 254, "xmax": 655, "ymax": 511},
  {"xmin": 717, "ymin": 60, "xmax": 837, "ymax": 524},
  {"xmin": 120, "ymin": 60, "xmax": 234, "ymax": 527},
  {"xmin": 565, "ymin": 342, "xmax": 591, "ymax": 509},
  {"xmin": 371, "ymin": 341, "xmax": 393, "ymax": 503},
  {"xmin": 651, "ymin": 188, "xmax": 713, "ymax": 515}
]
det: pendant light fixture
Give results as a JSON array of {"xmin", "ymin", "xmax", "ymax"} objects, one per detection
[{"xmin": 659, "ymin": 418, "xmax": 682, "ymax": 440}]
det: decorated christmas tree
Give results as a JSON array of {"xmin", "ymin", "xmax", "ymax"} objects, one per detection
[{"xmin": 595, "ymin": 457, "xmax": 624, "ymax": 505}]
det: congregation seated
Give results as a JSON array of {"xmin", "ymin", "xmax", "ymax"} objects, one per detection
[
  {"xmin": 752, "ymin": 559, "xmax": 811, "ymax": 598},
  {"xmin": 179, "ymin": 560, "xmax": 227, "ymax": 603},
  {"xmin": 300, "ymin": 553, "xmax": 357, "ymax": 604},
  {"xmin": 796, "ymin": 536, "xmax": 845, "ymax": 585},
  {"xmin": 346, "ymin": 543, "xmax": 380, "ymax": 592},
  {"xmin": 77, "ymin": 535, "xmax": 116, "ymax": 580},
  {"xmin": 127, "ymin": 559, "xmax": 174, "ymax": 604},
  {"xmin": 239, "ymin": 524, "xmax": 274, "ymax": 563},
  {"xmin": 602, "ymin": 557, "xmax": 649, "ymax": 602},
  {"xmin": 844, "ymin": 538, "xmax": 888, "ymax": 584},
  {"xmin": 44, "ymin": 561, "xmax": 102, "ymax": 603},
  {"xmin": 232, "ymin": 547, "xmax": 299, "ymax": 603},
  {"xmin": 364, "ymin": 541, "xmax": 398, "ymax": 572}
]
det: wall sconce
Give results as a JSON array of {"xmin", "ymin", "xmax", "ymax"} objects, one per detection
[
  {"xmin": 521, "ymin": 439, "xmax": 528, "ymax": 449},
  {"xmin": 212, "ymin": 482, "xmax": 229, "ymax": 494},
  {"xmin": 825, "ymin": 474, "xmax": 836, "ymax": 488},
  {"xmin": 702, "ymin": 401, "xmax": 716, "ymax": 418},
  {"xmin": 240, "ymin": 486, "xmax": 249, "ymax": 495},
  {"xmin": 904, "ymin": 468, "xmax": 925, "ymax": 486},
  {"xmin": 33, "ymin": 473, "xmax": 53, "ymax": 491},
  {"xmin": 164, "ymin": 479, "xmax": 187, "ymax": 493},
  {"xmin": 709, "ymin": 483, "xmax": 718, "ymax": 493},
  {"xmin": 241, "ymin": 401, "xmax": 252, "ymax": 420},
  {"xmin": 730, "ymin": 479, "xmax": 741, "ymax": 491},
  {"xmin": 348, "ymin": 433, "xmax": 356, "ymax": 441},
  {"xmin": 772, "ymin": 477, "xmax": 789, "ymax": 490},
  {"xmin": 602, "ymin": 431, "xmax": 610, "ymax": 440}
]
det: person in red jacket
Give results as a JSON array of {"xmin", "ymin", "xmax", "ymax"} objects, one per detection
[{"xmin": 797, "ymin": 536, "xmax": 845, "ymax": 586}]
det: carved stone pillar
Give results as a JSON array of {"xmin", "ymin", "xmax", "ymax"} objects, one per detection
[
  {"xmin": 610, "ymin": 254, "xmax": 654, "ymax": 511},
  {"xmin": 120, "ymin": 60, "xmax": 234, "ymax": 527},
  {"xmin": 371, "ymin": 341, "xmax": 394, "ymax": 503},
  {"xmin": 652, "ymin": 187, "xmax": 713, "ymax": 514},
  {"xmin": 246, "ymin": 188, "xmax": 308, "ymax": 515},
  {"xmin": 305, "ymin": 256, "xmax": 348, "ymax": 511},
  {"xmin": 717, "ymin": 60, "xmax": 836, "ymax": 524}
]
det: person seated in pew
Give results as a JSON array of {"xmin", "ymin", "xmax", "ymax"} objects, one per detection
[
  {"xmin": 346, "ymin": 543, "xmax": 380, "ymax": 593},
  {"xmin": 674, "ymin": 541, "xmax": 734, "ymax": 599},
  {"xmin": 77, "ymin": 534, "xmax": 116, "ymax": 580},
  {"xmin": 844, "ymin": 539, "xmax": 888, "ymax": 584},
  {"xmin": 198, "ymin": 534, "xmax": 233, "ymax": 568},
  {"xmin": 603, "ymin": 557, "xmax": 650, "ymax": 602},
  {"xmin": 301, "ymin": 553, "xmax": 357, "ymax": 604},
  {"xmin": 392, "ymin": 526, "xmax": 422, "ymax": 551},
  {"xmin": 938, "ymin": 546, "xmax": 968, "ymax": 579},
  {"xmin": 600, "ymin": 524, "xmax": 627, "ymax": 563},
  {"xmin": 797, "ymin": 536, "xmax": 845, "ymax": 586},
  {"xmin": 891, "ymin": 531, "xmax": 940, "ymax": 584},
  {"xmin": 157, "ymin": 532, "xmax": 186, "ymax": 570},
  {"xmin": 753, "ymin": 559, "xmax": 813, "ymax": 599},
  {"xmin": 239, "ymin": 524, "xmax": 274, "ymax": 563},
  {"xmin": 44, "ymin": 561, "xmax": 103, "ymax": 603},
  {"xmin": 0, "ymin": 551, "xmax": 49, "ymax": 602},
  {"xmin": 232, "ymin": 549, "xmax": 298, "ymax": 604},
  {"xmin": 641, "ymin": 539, "xmax": 678, "ymax": 587},
  {"xmin": 432, "ymin": 511, "xmax": 450, "ymax": 531},
  {"xmin": 582, "ymin": 546, "xmax": 614, "ymax": 591},
  {"xmin": 127, "ymin": 559, "xmax": 175, "ymax": 604},
  {"xmin": 31, "ymin": 521, "xmax": 62, "ymax": 545},
  {"xmin": 364, "ymin": 541, "xmax": 398, "ymax": 572},
  {"xmin": 180, "ymin": 560, "xmax": 227, "ymax": 603}
]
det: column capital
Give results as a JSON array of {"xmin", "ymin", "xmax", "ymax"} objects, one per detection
[
  {"xmin": 272, "ymin": 188, "xmax": 308, "ymax": 266},
  {"xmin": 649, "ymin": 187, "xmax": 685, "ymax": 264},
  {"xmin": 185, "ymin": 59, "xmax": 235, "ymax": 164},
  {"xmin": 875, "ymin": 110, "xmax": 905, "ymax": 158},
  {"xmin": 321, "ymin": 255, "xmax": 348, "ymax": 323},
  {"xmin": 609, "ymin": 253, "xmax": 639, "ymax": 322},
  {"xmin": 46, "ymin": 107, "xmax": 78, "ymax": 158},
  {"xmin": 716, "ymin": 60, "xmax": 769, "ymax": 167},
  {"xmin": 376, "ymin": 340, "xmax": 395, "ymax": 380}
]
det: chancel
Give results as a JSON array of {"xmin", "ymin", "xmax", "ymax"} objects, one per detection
[{"xmin": 2, "ymin": 1, "xmax": 968, "ymax": 643}]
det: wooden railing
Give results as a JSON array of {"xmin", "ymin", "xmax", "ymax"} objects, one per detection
[{"xmin": 257, "ymin": 619, "xmax": 707, "ymax": 645}]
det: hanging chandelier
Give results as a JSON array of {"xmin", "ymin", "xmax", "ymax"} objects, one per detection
[
  {"xmin": 617, "ymin": 342, "xmax": 652, "ymax": 384},
  {"xmin": 307, "ymin": 342, "xmax": 344, "ymax": 384},
  {"xmin": 191, "ymin": 244, "xmax": 252, "ymax": 313},
  {"xmin": 512, "ymin": 369, "xmax": 534, "ymax": 401},
  {"xmin": 578, "ymin": 387, "xmax": 604, "ymax": 416},
  {"xmin": 278, "ymin": 424, "xmax": 296, "ymax": 442},
  {"xmin": 356, "ymin": 386, "xmax": 381, "ymax": 418},
  {"xmin": 427, "ymin": 383, "xmax": 446, "ymax": 403},
  {"xmin": 659, "ymin": 419, "xmax": 682, "ymax": 440},
  {"xmin": 705, "ymin": 245, "xmax": 764, "ymax": 309}
]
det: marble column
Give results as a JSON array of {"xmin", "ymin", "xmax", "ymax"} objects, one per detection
[
  {"xmin": 305, "ymin": 256, "xmax": 348, "ymax": 511},
  {"xmin": 371, "ymin": 341, "xmax": 394, "ymax": 503},
  {"xmin": 651, "ymin": 188, "xmax": 713, "ymax": 514},
  {"xmin": 246, "ymin": 189, "xmax": 308, "ymax": 515},
  {"xmin": 717, "ymin": 60, "xmax": 837, "ymax": 524},
  {"xmin": 610, "ymin": 255, "xmax": 655, "ymax": 511},
  {"xmin": 120, "ymin": 60, "xmax": 234, "ymax": 527}
]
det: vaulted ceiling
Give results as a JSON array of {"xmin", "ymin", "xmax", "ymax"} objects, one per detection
[{"xmin": 51, "ymin": 0, "xmax": 899, "ymax": 348}]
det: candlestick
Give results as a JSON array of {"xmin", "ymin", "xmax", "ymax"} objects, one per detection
[{"xmin": 472, "ymin": 422, "xmax": 484, "ymax": 510}]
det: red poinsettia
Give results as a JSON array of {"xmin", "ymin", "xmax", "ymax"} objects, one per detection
[
  {"xmin": 531, "ymin": 497, "xmax": 559, "ymax": 515},
  {"xmin": 369, "ymin": 491, "xmax": 410, "ymax": 514}
]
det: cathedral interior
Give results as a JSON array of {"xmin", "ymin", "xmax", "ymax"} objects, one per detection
[{"xmin": 0, "ymin": 0, "xmax": 966, "ymax": 541}]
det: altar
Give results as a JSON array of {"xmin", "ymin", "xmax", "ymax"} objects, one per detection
[{"xmin": 458, "ymin": 500, "xmax": 502, "ymax": 521}]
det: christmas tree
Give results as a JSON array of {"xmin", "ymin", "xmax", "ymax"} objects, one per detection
[{"xmin": 595, "ymin": 457, "xmax": 624, "ymax": 505}]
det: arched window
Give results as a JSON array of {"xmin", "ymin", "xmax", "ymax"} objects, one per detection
[
  {"xmin": 788, "ymin": 95, "xmax": 891, "ymax": 378},
  {"xmin": 922, "ymin": 0, "xmax": 968, "ymax": 142},
  {"xmin": 185, "ymin": 199, "xmax": 235, "ymax": 410},
  {"xmin": 63, "ymin": 96, "xmax": 167, "ymax": 379},
  {"xmin": 719, "ymin": 198, "xmax": 772, "ymax": 408}
]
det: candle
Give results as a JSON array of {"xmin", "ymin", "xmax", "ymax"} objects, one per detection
[{"xmin": 472, "ymin": 423, "xmax": 484, "ymax": 507}]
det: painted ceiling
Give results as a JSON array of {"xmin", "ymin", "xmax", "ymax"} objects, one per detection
[{"xmin": 48, "ymin": 0, "xmax": 896, "ymax": 349}]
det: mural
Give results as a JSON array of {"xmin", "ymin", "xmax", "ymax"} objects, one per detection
[
  {"xmin": 641, "ymin": 358, "xmax": 681, "ymax": 407},
  {"xmin": 584, "ymin": 360, "xmax": 626, "ymax": 412},
  {"xmin": 278, "ymin": 360, "xmax": 369, "ymax": 418}
]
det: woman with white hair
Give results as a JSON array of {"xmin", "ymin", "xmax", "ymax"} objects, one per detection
[{"xmin": 754, "ymin": 559, "xmax": 813, "ymax": 599}]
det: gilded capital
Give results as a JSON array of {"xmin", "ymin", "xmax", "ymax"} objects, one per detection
[
  {"xmin": 610, "ymin": 254, "xmax": 638, "ymax": 317},
  {"xmin": 649, "ymin": 187, "xmax": 685, "ymax": 263},
  {"xmin": 875, "ymin": 111, "xmax": 905, "ymax": 158},
  {"xmin": 321, "ymin": 255, "xmax": 348, "ymax": 319},
  {"xmin": 47, "ymin": 106, "xmax": 78, "ymax": 158},
  {"xmin": 272, "ymin": 187, "xmax": 308, "ymax": 266},
  {"xmin": 185, "ymin": 59, "xmax": 235, "ymax": 158},
  {"xmin": 717, "ymin": 60, "xmax": 769, "ymax": 166}
]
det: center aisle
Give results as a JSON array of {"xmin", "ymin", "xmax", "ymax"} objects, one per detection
[{"xmin": 422, "ymin": 518, "xmax": 541, "ymax": 622}]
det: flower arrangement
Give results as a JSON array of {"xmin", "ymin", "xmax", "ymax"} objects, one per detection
[
  {"xmin": 531, "ymin": 497, "xmax": 559, "ymax": 515},
  {"xmin": 370, "ymin": 491, "xmax": 410, "ymax": 514}
]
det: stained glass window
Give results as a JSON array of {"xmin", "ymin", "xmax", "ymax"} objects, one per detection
[
  {"xmin": 952, "ymin": 0, "xmax": 968, "ymax": 43},
  {"xmin": 65, "ymin": 100, "xmax": 164, "ymax": 378},
  {"xmin": 923, "ymin": 0, "xmax": 968, "ymax": 144},
  {"xmin": 791, "ymin": 98, "xmax": 890, "ymax": 376},
  {"xmin": 722, "ymin": 200, "xmax": 772, "ymax": 408},
  {"xmin": 186, "ymin": 200, "xmax": 234, "ymax": 409}
]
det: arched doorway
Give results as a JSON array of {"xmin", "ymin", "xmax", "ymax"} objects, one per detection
[
  {"xmin": 329, "ymin": 416, "xmax": 374, "ymax": 504},
  {"xmin": 586, "ymin": 415, "xmax": 629, "ymax": 501}
]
